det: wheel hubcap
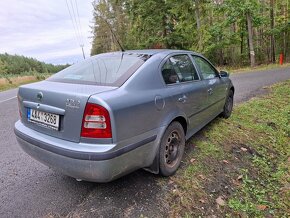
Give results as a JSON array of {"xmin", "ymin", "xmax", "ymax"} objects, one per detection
[{"xmin": 165, "ymin": 131, "xmax": 181, "ymax": 166}]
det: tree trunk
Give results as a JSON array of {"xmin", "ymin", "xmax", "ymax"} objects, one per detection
[
  {"xmin": 195, "ymin": 0, "xmax": 201, "ymax": 30},
  {"xmin": 240, "ymin": 31, "xmax": 244, "ymax": 55},
  {"xmin": 195, "ymin": 0, "xmax": 201, "ymax": 50},
  {"xmin": 270, "ymin": 0, "xmax": 275, "ymax": 63},
  {"xmin": 283, "ymin": 2, "xmax": 288, "ymax": 60},
  {"xmin": 246, "ymin": 12, "xmax": 255, "ymax": 67}
]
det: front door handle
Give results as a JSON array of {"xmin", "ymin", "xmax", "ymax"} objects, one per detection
[
  {"xmin": 208, "ymin": 88, "xmax": 213, "ymax": 95},
  {"xmin": 178, "ymin": 95, "xmax": 187, "ymax": 103}
]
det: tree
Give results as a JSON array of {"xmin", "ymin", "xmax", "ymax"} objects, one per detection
[
  {"xmin": 90, "ymin": 0, "xmax": 289, "ymax": 66},
  {"xmin": 91, "ymin": 0, "xmax": 128, "ymax": 55},
  {"xmin": 0, "ymin": 59, "xmax": 8, "ymax": 75},
  {"xmin": 0, "ymin": 53, "xmax": 68, "ymax": 76}
]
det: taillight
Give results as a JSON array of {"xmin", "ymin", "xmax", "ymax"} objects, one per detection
[{"xmin": 81, "ymin": 103, "xmax": 112, "ymax": 138}]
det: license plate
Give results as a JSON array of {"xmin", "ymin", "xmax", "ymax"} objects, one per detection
[{"xmin": 27, "ymin": 108, "xmax": 60, "ymax": 130}]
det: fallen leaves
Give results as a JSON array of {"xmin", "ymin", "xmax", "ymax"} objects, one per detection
[
  {"xmin": 199, "ymin": 199, "xmax": 206, "ymax": 204},
  {"xmin": 222, "ymin": 160, "xmax": 229, "ymax": 164},
  {"xmin": 256, "ymin": 205, "xmax": 267, "ymax": 210},
  {"xmin": 241, "ymin": 147, "xmax": 248, "ymax": 152},
  {"xmin": 190, "ymin": 158, "xmax": 196, "ymax": 163},
  {"xmin": 216, "ymin": 196, "xmax": 226, "ymax": 206},
  {"xmin": 237, "ymin": 175, "xmax": 243, "ymax": 181},
  {"xmin": 198, "ymin": 174, "xmax": 205, "ymax": 180}
]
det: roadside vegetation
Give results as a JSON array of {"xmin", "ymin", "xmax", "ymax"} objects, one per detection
[
  {"xmin": 91, "ymin": 0, "xmax": 289, "ymax": 68},
  {"xmin": 0, "ymin": 53, "xmax": 68, "ymax": 91},
  {"xmin": 161, "ymin": 80, "xmax": 290, "ymax": 217},
  {"xmin": 222, "ymin": 62, "xmax": 290, "ymax": 74}
]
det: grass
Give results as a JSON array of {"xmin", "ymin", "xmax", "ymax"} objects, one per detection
[
  {"xmin": 0, "ymin": 73, "xmax": 51, "ymax": 91},
  {"xmin": 163, "ymin": 80, "xmax": 290, "ymax": 217}
]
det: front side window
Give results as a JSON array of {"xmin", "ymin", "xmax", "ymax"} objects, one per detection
[
  {"xmin": 192, "ymin": 56, "xmax": 218, "ymax": 79},
  {"xmin": 161, "ymin": 54, "xmax": 199, "ymax": 84}
]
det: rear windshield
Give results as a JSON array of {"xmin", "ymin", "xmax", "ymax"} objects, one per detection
[{"xmin": 48, "ymin": 53, "xmax": 150, "ymax": 86}]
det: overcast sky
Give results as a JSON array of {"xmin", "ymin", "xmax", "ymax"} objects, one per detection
[{"xmin": 0, "ymin": 0, "xmax": 94, "ymax": 65}]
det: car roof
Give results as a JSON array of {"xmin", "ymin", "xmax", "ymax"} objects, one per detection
[
  {"xmin": 125, "ymin": 49, "xmax": 198, "ymax": 56},
  {"xmin": 92, "ymin": 49, "xmax": 201, "ymax": 59}
]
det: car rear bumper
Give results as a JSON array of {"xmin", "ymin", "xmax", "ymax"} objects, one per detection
[{"xmin": 14, "ymin": 121, "xmax": 162, "ymax": 182}]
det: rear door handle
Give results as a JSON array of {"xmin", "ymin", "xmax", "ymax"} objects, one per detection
[
  {"xmin": 178, "ymin": 95, "xmax": 187, "ymax": 103},
  {"xmin": 208, "ymin": 88, "xmax": 213, "ymax": 95}
]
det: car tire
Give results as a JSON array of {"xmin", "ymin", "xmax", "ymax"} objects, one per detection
[
  {"xmin": 159, "ymin": 121, "xmax": 185, "ymax": 176},
  {"xmin": 221, "ymin": 90, "xmax": 234, "ymax": 119}
]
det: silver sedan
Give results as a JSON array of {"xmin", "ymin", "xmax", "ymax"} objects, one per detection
[{"xmin": 14, "ymin": 49, "xmax": 234, "ymax": 182}]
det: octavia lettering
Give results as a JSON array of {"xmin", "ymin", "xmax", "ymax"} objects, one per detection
[{"xmin": 66, "ymin": 99, "xmax": 80, "ymax": 109}]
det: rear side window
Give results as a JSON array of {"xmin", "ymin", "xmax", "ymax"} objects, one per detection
[
  {"xmin": 161, "ymin": 59, "xmax": 180, "ymax": 84},
  {"xmin": 192, "ymin": 56, "xmax": 218, "ymax": 79},
  {"xmin": 161, "ymin": 54, "xmax": 199, "ymax": 84},
  {"xmin": 48, "ymin": 53, "xmax": 148, "ymax": 86}
]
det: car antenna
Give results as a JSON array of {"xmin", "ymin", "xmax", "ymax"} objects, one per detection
[
  {"xmin": 103, "ymin": 19, "xmax": 125, "ymax": 52},
  {"xmin": 100, "ymin": 17, "xmax": 125, "ymax": 79}
]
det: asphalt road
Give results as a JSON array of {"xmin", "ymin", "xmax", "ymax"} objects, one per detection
[{"xmin": 0, "ymin": 66, "xmax": 289, "ymax": 218}]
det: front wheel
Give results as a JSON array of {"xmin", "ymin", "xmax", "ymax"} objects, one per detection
[
  {"xmin": 159, "ymin": 122, "xmax": 185, "ymax": 176},
  {"xmin": 221, "ymin": 90, "xmax": 234, "ymax": 119}
]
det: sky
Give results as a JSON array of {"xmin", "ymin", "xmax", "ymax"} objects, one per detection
[{"xmin": 0, "ymin": 0, "xmax": 94, "ymax": 65}]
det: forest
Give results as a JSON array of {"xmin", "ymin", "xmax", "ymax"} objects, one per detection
[
  {"xmin": 0, "ymin": 53, "xmax": 68, "ymax": 76},
  {"xmin": 90, "ymin": 0, "xmax": 289, "ymax": 68}
]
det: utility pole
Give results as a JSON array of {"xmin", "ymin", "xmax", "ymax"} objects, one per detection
[{"xmin": 80, "ymin": 44, "xmax": 85, "ymax": 59}]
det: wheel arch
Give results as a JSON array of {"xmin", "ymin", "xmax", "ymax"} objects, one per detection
[
  {"xmin": 144, "ymin": 115, "xmax": 188, "ymax": 174},
  {"xmin": 171, "ymin": 116, "xmax": 187, "ymax": 135},
  {"xmin": 230, "ymin": 86, "xmax": 235, "ymax": 94}
]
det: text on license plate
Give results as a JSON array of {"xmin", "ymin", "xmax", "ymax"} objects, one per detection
[{"xmin": 27, "ymin": 108, "xmax": 60, "ymax": 130}]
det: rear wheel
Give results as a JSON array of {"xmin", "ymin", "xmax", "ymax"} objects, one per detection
[
  {"xmin": 221, "ymin": 90, "xmax": 234, "ymax": 119},
  {"xmin": 159, "ymin": 122, "xmax": 185, "ymax": 176}
]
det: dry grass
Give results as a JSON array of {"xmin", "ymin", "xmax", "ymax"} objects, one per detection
[{"xmin": 0, "ymin": 75, "xmax": 46, "ymax": 91}]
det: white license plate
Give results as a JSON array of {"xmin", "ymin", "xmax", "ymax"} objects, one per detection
[{"xmin": 28, "ymin": 108, "xmax": 60, "ymax": 130}]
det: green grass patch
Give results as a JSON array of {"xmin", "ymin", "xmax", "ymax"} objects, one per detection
[{"xmin": 164, "ymin": 80, "xmax": 290, "ymax": 217}]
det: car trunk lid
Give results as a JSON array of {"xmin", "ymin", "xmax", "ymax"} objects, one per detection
[{"xmin": 18, "ymin": 80, "xmax": 116, "ymax": 142}]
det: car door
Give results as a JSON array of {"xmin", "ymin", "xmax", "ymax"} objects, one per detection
[
  {"xmin": 191, "ymin": 55, "xmax": 228, "ymax": 118},
  {"xmin": 161, "ymin": 54, "xmax": 208, "ymax": 134}
]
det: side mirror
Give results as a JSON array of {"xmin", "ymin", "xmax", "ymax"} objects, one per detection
[{"xmin": 220, "ymin": 70, "xmax": 229, "ymax": 78}]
